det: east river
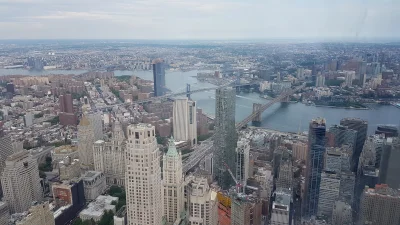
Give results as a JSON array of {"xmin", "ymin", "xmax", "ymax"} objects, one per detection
[{"xmin": 1, "ymin": 68, "xmax": 399, "ymax": 134}]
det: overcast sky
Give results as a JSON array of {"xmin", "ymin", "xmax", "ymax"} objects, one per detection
[{"xmin": 0, "ymin": 0, "xmax": 399, "ymax": 40}]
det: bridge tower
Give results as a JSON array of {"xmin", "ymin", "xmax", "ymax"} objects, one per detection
[
  {"xmin": 235, "ymin": 77, "xmax": 241, "ymax": 92},
  {"xmin": 186, "ymin": 83, "xmax": 191, "ymax": 99},
  {"xmin": 252, "ymin": 103, "xmax": 262, "ymax": 124}
]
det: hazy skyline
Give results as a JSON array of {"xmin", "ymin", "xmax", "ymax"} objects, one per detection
[{"xmin": 0, "ymin": 0, "xmax": 399, "ymax": 40}]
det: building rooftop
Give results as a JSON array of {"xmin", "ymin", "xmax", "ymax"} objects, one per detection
[
  {"xmin": 82, "ymin": 171, "xmax": 103, "ymax": 181},
  {"xmin": 53, "ymin": 145, "xmax": 77, "ymax": 154},
  {"xmin": 80, "ymin": 195, "xmax": 118, "ymax": 217}
]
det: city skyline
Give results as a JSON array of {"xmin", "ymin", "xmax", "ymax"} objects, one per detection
[{"xmin": 1, "ymin": 0, "xmax": 400, "ymax": 40}]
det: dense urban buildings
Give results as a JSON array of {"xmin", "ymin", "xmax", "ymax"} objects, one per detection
[
  {"xmin": 125, "ymin": 124, "xmax": 162, "ymax": 225},
  {"xmin": 213, "ymin": 87, "xmax": 237, "ymax": 190},
  {"xmin": 59, "ymin": 94, "xmax": 77, "ymax": 126}
]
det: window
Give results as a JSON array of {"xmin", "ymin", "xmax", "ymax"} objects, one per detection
[{"xmin": 135, "ymin": 132, "xmax": 139, "ymax": 139}]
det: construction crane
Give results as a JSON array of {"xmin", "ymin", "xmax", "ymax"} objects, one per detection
[{"xmin": 222, "ymin": 162, "xmax": 258, "ymax": 193}]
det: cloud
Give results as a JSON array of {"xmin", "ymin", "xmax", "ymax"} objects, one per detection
[{"xmin": 0, "ymin": 0, "xmax": 399, "ymax": 39}]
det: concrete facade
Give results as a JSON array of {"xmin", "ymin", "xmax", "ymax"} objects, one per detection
[
  {"xmin": 1, "ymin": 151, "xmax": 42, "ymax": 213},
  {"xmin": 81, "ymin": 171, "xmax": 106, "ymax": 201},
  {"xmin": 173, "ymin": 98, "xmax": 197, "ymax": 145},
  {"xmin": 125, "ymin": 124, "xmax": 163, "ymax": 225}
]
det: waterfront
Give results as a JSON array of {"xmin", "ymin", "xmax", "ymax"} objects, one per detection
[{"xmin": 2, "ymin": 68, "xmax": 399, "ymax": 134}]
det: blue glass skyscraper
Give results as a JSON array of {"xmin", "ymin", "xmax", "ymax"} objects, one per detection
[
  {"xmin": 152, "ymin": 59, "xmax": 166, "ymax": 97},
  {"xmin": 303, "ymin": 118, "xmax": 326, "ymax": 218}
]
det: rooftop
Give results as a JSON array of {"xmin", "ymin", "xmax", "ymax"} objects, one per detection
[
  {"xmin": 80, "ymin": 195, "xmax": 118, "ymax": 217},
  {"xmin": 53, "ymin": 145, "xmax": 77, "ymax": 154}
]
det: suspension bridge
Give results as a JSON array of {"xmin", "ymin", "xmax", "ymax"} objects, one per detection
[{"xmin": 182, "ymin": 83, "xmax": 306, "ymax": 173}]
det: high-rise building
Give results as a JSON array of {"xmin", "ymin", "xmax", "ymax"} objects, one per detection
[
  {"xmin": 81, "ymin": 171, "xmax": 106, "ymax": 201},
  {"xmin": 270, "ymin": 191, "xmax": 292, "ymax": 225},
  {"xmin": 77, "ymin": 115, "xmax": 95, "ymax": 170},
  {"xmin": 375, "ymin": 125, "xmax": 398, "ymax": 138},
  {"xmin": 359, "ymin": 184, "xmax": 400, "ymax": 225},
  {"xmin": 0, "ymin": 202, "xmax": 9, "ymax": 225},
  {"xmin": 324, "ymin": 146, "xmax": 351, "ymax": 173},
  {"xmin": 354, "ymin": 165, "xmax": 379, "ymax": 218},
  {"xmin": 213, "ymin": 87, "xmax": 237, "ymax": 190},
  {"xmin": 93, "ymin": 120, "xmax": 126, "ymax": 186},
  {"xmin": 162, "ymin": 138, "xmax": 184, "ymax": 224},
  {"xmin": 276, "ymin": 158, "xmax": 293, "ymax": 191},
  {"xmin": 339, "ymin": 171, "xmax": 355, "ymax": 205},
  {"xmin": 23, "ymin": 112, "xmax": 33, "ymax": 127},
  {"xmin": 87, "ymin": 112, "xmax": 103, "ymax": 141},
  {"xmin": 344, "ymin": 71, "xmax": 354, "ymax": 87},
  {"xmin": 1, "ymin": 151, "xmax": 42, "ymax": 213},
  {"xmin": 328, "ymin": 125, "xmax": 357, "ymax": 151},
  {"xmin": 13, "ymin": 202, "xmax": 55, "ymax": 225},
  {"xmin": 360, "ymin": 73, "xmax": 367, "ymax": 88},
  {"xmin": 173, "ymin": 98, "xmax": 197, "ymax": 145},
  {"xmin": 303, "ymin": 118, "xmax": 326, "ymax": 218},
  {"xmin": 331, "ymin": 201, "xmax": 352, "ymax": 225},
  {"xmin": 378, "ymin": 137, "xmax": 400, "ymax": 189},
  {"xmin": 0, "ymin": 134, "xmax": 14, "ymax": 197},
  {"xmin": 317, "ymin": 171, "xmax": 340, "ymax": 217},
  {"xmin": 236, "ymin": 138, "xmax": 250, "ymax": 189},
  {"xmin": 59, "ymin": 94, "xmax": 73, "ymax": 113},
  {"xmin": 6, "ymin": 83, "xmax": 14, "ymax": 94},
  {"xmin": 59, "ymin": 94, "xmax": 77, "ymax": 126},
  {"xmin": 231, "ymin": 193, "xmax": 262, "ymax": 225},
  {"xmin": 152, "ymin": 59, "xmax": 166, "ymax": 97},
  {"xmin": 358, "ymin": 135, "xmax": 385, "ymax": 170},
  {"xmin": 315, "ymin": 75, "xmax": 325, "ymax": 87},
  {"xmin": 186, "ymin": 176, "xmax": 218, "ymax": 225},
  {"xmin": 125, "ymin": 124, "xmax": 162, "ymax": 225},
  {"xmin": 340, "ymin": 118, "xmax": 368, "ymax": 172},
  {"xmin": 292, "ymin": 142, "xmax": 308, "ymax": 162}
]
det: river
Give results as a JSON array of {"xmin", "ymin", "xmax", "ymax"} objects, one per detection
[{"xmin": 1, "ymin": 68, "xmax": 399, "ymax": 134}]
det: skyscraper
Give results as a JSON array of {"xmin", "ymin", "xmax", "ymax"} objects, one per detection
[
  {"xmin": 87, "ymin": 112, "xmax": 104, "ymax": 141},
  {"xmin": 328, "ymin": 125, "xmax": 357, "ymax": 151},
  {"xmin": 162, "ymin": 138, "xmax": 184, "ymax": 224},
  {"xmin": 77, "ymin": 115, "xmax": 95, "ymax": 170},
  {"xmin": 173, "ymin": 98, "xmax": 197, "ymax": 145},
  {"xmin": 315, "ymin": 75, "xmax": 325, "ymax": 87},
  {"xmin": 303, "ymin": 118, "xmax": 326, "ymax": 218},
  {"xmin": 1, "ymin": 151, "xmax": 42, "ymax": 213},
  {"xmin": 340, "ymin": 118, "xmax": 368, "ymax": 172},
  {"xmin": 359, "ymin": 184, "xmax": 400, "ymax": 225},
  {"xmin": 276, "ymin": 157, "xmax": 293, "ymax": 191},
  {"xmin": 213, "ymin": 87, "xmax": 237, "ymax": 190},
  {"xmin": 93, "ymin": 120, "xmax": 126, "ymax": 186},
  {"xmin": 125, "ymin": 124, "xmax": 162, "ymax": 225},
  {"xmin": 152, "ymin": 59, "xmax": 166, "ymax": 97},
  {"xmin": 59, "ymin": 94, "xmax": 77, "ymax": 126},
  {"xmin": 317, "ymin": 171, "xmax": 340, "ymax": 217},
  {"xmin": 236, "ymin": 138, "xmax": 250, "ymax": 190},
  {"xmin": 378, "ymin": 137, "xmax": 400, "ymax": 189}
]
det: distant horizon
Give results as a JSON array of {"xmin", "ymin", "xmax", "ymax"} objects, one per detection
[
  {"xmin": 1, "ymin": 0, "xmax": 399, "ymax": 40},
  {"xmin": 1, "ymin": 37, "xmax": 400, "ymax": 44}
]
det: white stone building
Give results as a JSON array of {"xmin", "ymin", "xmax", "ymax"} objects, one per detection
[
  {"xmin": 270, "ymin": 191, "xmax": 291, "ymax": 225},
  {"xmin": 82, "ymin": 171, "xmax": 106, "ymax": 200},
  {"xmin": 79, "ymin": 195, "xmax": 118, "ymax": 222},
  {"xmin": 187, "ymin": 176, "xmax": 218, "ymax": 225},
  {"xmin": 162, "ymin": 138, "xmax": 184, "ymax": 224},
  {"xmin": 125, "ymin": 124, "xmax": 163, "ymax": 225},
  {"xmin": 236, "ymin": 138, "xmax": 250, "ymax": 189},
  {"xmin": 93, "ymin": 120, "xmax": 126, "ymax": 186},
  {"xmin": 173, "ymin": 98, "xmax": 197, "ymax": 145},
  {"xmin": 1, "ymin": 151, "xmax": 42, "ymax": 213}
]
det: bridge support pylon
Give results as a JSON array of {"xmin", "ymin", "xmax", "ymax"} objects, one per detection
[
  {"xmin": 252, "ymin": 103, "xmax": 262, "ymax": 124},
  {"xmin": 186, "ymin": 83, "xmax": 191, "ymax": 99}
]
